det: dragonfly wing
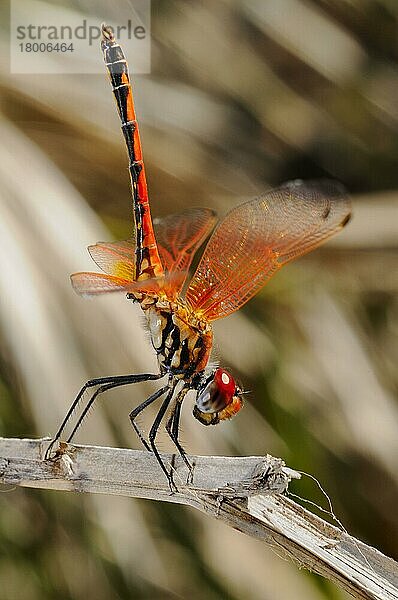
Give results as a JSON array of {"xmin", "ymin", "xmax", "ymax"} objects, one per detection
[
  {"xmin": 71, "ymin": 272, "xmax": 133, "ymax": 296},
  {"xmin": 154, "ymin": 208, "xmax": 216, "ymax": 284},
  {"xmin": 74, "ymin": 215, "xmax": 205, "ymax": 300},
  {"xmin": 86, "ymin": 208, "xmax": 216, "ymax": 294},
  {"xmin": 71, "ymin": 271, "xmax": 189, "ymax": 298},
  {"xmin": 185, "ymin": 180, "xmax": 351, "ymax": 321},
  {"xmin": 88, "ymin": 239, "xmax": 135, "ymax": 280}
]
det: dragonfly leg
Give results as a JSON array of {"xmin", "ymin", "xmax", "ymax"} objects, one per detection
[
  {"xmin": 148, "ymin": 387, "xmax": 177, "ymax": 493},
  {"xmin": 129, "ymin": 386, "xmax": 170, "ymax": 451},
  {"xmin": 44, "ymin": 373, "xmax": 163, "ymax": 460},
  {"xmin": 165, "ymin": 392, "xmax": 193, "ymax": 481}
]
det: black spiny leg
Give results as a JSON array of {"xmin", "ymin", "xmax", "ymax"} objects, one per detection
[
  {"xmin": 165, "ymin": 388, "xmax": 193, "ymax": 483},
  {"xmin": 45, "ymin": 373, "xmax": 163, "ymax": 460},
  {"xmin": 148, "ymin": 386, "xmax": 177, "ymax": 493},
  {"xmin": 129, "ymin": 386, "xmax": 169, "ymax": 450}
]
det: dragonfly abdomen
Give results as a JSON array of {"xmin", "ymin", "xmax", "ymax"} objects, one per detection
[{"xmin": 101, "ymin": 26, "xmax": 164, "ymax": 282}]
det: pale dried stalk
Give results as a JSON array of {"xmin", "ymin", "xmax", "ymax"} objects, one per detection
[{"xmin": 0, "ymin": 437, "xmax": 397, "ymax": 600}]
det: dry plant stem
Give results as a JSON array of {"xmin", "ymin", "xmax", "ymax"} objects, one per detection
[{"xmin": 0, "ymin": 438, "xmax": 397, "ymax": 600}]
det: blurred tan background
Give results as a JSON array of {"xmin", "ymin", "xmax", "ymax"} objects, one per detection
[{"xmin": 0, "ymin": 1, "xmax": 397, "ymax": 598}]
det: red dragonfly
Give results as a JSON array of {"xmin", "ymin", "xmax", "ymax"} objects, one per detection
[{"xmin": 46, "ymin": 25, "xmax": 351, "ymax": 490}]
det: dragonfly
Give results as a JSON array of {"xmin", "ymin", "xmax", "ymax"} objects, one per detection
[{"xmin": 45, "ymin": 25, "xmax": 351, "ymax": 491}]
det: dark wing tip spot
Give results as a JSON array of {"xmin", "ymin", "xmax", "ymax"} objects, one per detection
[{"xmin": 340, "ymin": 212, "xmax": 352, "ymax": 228}]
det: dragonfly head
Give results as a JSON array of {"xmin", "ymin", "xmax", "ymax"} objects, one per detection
[{"xmin": 193, "ymin": 368, "xmax": 243, "ymax": 426}]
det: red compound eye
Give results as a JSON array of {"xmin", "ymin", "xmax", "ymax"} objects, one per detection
[
  {"xmin": 214, "ymin": 368, "xmax": 236, "ymax": 399},
  {"xmin": 194, "ymin": 368, "xmax": 244, "ymax": 426},
  {"xmin": 196, "ymin": 368, "xmax": 236, "ymax": 414}
]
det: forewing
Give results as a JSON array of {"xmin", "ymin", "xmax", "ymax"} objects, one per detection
[
  {"xmin": 154, "ymin": 208, "xmax": 216, "ymax": 282},
  {"xmin": 185, "ymin": 180, "xmax": 351, "ymax": 321},
  {"xmin": 85, "ymin": 208, "xmax": 216, "ymax": 295},
  {"xmin": 88, "ymin": 239, "xmax": 135, "ymax": 281}
]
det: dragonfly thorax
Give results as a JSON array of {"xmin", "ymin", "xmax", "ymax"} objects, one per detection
[{"xmin": 143, "ymin": 300, "xmax": 212, "ymax": 378}]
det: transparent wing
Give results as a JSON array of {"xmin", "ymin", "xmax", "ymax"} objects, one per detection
[
  {"xmin": 85, "ymin": 208, "xmax": 215, "ymax": 295},
  {"xmin": 71, "ymin": 271, "xmax": 188, "ymax": 299},
  {"xmin": 71, "ymin": 273, "xmax": 133, "ymax": 296},
  {"xmin": 88, "ymin": 239, "xmax": 135, "ymax": 280},
  {"xmin": 154, "ymin": 207, "xmax": 216, "ymax": 284},
  {"xmin": 185, "ymin": 180, "xmax": 351, "ymax": 321}
]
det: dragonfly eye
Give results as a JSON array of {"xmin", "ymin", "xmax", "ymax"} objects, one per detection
[{"xmin": 193, "ymin": 368, "xmax": 243, "ymax": 426}]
